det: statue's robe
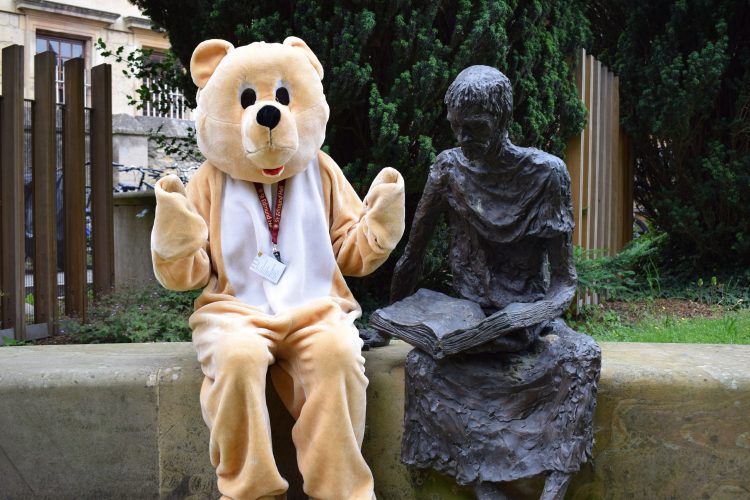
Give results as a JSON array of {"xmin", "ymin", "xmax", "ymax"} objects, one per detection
[
  {"xmin": 400, "ymin": 145, "xmax": 601, "ymax": 486},
  {"xmin": 438, "ymin": 144, "xmax": 574, "ymax": 311}
]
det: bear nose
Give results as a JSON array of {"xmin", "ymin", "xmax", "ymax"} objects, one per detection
[{"xmin": 256, "ymin": 105, "xmax": 281, "ymax": 130}]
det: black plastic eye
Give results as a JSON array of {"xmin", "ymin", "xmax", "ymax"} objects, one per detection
[
  {"xmin": 275, "ymin": 87, "xmax": 290, "ymax": 105},
  {"xmin": 241, "ymin": 88, "xmax": 256, "ymax": 108}
]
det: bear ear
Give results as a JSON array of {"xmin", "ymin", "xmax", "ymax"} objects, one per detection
[
  {"xmin": 191, "ymin": 39, "xmax": 235, "ymax": 89},
  {"xmin": 283, "ymin": 36, "xmax": 324, "ymax": 80}
]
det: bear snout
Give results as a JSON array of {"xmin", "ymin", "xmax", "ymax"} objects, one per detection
[{"xmin": 256, "ymin": 105, "xmax": 281, "ymax": 130}]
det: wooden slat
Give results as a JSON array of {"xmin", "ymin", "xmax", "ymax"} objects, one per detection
[
  {"xmin": 0, "ymin": 75, "xmax": 3, "ymax": 327},
  {"xmin": 598, "ymin": 64, "xmax": 608, "ymax": 252},
  {"xmin": 567, "ymin": 48, "xmax": 584, "ymax": 248},
  {"xmin": 90, "ymin": 63, "xmax": 114, "ymax": 297},
  {"xmin": 1, "ymin": 45, "xmax": 26, "ymax": 340},
  {"xmin": 582, "ymin": 55, "xmax": 595, "ymax": 251},
  {"xmin": 582, "ymin": 55, "xmax": 597, "ymax": 305},
  {"xmin": 575, "ymin": 49, "xmax": 590, "ymax": 247},
  {"xmin": 609, "ymin": 72, "xmax": 618, "ymax": 253},
  {"xmin": 590, "ymin": 58, "xmax": 602, "ymax": 252},
  {"xmin": 63, "ymin": 57, "xmax": 87, "ymax": 320},
  {"xmin": 32, "ymin": 50, "xmax": 58, "ymax": 336},
  {"xmin": 612, "ymin": 76, "xmax": 623, "ymax": 252},
  {"xmin": 602, "ymin": 69, "xmax": 613, "ymax": 254}
]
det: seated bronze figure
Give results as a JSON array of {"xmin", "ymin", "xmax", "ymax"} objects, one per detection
[{"xmin": 387, "ymin": 66, "xmax": 601, "ymax": 500}]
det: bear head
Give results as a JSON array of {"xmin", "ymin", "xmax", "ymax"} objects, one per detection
[{"xmin": 190, "ymin": 37, "xmax": 329, "ymax": 183}]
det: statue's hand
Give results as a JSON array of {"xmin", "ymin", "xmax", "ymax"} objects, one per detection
[
  {"xmin": 363, "ymin": 167, "xmax": 405, "ymax": 252},
  {"xmin": 151, "ymin": 174, "xmax": 208, "ymax": 261},
  {"xmin": 487, "ymin": 300, "xmax": 559, "ymax": 327}
]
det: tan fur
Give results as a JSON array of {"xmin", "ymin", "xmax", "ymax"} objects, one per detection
[
  {"xmin": 151, "ymin": 37, "xmax": 403, "ymax": 499},
  {"xmin": 192, "ymin": 40, "xmax": 329, "ymax": 183}
]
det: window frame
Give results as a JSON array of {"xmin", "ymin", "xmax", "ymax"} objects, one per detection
[{"xmin": 35, "ymin": 31, "xmax": 89, "ymax": 105}]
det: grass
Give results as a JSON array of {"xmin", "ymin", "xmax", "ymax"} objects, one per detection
[{"xmin": 571, "ymin": 305, "xmax": 750, "ymax": 344}]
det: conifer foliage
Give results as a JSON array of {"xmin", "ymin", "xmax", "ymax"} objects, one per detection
[
  {"xmin": 131, "ymin": 0, "xmax": 588, "ymax": 197},
  {"xmin": 589, "ymin": 0, "xmax": 750, "ymax": 271}
]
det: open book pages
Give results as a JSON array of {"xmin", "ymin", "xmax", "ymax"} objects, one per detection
[
  {"xmin": 370, "ymin": 289, "xmax": 485, "ymax": 357},
  {"xmin": 371, "ymin": 289, "xmax": 556, "ymax": 358}
]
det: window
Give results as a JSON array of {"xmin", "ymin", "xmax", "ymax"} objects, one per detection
[
  {"xmin": 36, "ymin": 33, "xmax": 88, "ymax": 105},
  {"xmin": 142, "ymin": 50, "xmax": 190, "ymax": 120}
]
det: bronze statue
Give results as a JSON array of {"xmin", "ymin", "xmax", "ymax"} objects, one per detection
[{"xmin": 386, "ymin": 66, "xmax": 601, "ymax": 500}]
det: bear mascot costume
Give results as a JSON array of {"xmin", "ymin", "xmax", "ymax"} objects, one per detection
[{"xmin": 150, "ymin": 37, "xmax": 405, "ymax": 499}]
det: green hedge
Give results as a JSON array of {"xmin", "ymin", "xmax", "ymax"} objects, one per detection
[
  {"xmin": 130, "ymin": 0, "xmax": 590, "ymax": 299},
  {"xmin": 588, "ymin": 0, "xmax": 750, "ymax": 273}
]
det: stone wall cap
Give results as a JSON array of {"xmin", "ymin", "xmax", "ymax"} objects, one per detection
[
  {"xmin": 112, "ymin": 113, "xmax": 195, "ymax": 138},
  {"xmin": 2, "ymin": 341, "xmax": 749, "ymax": 390},
  {"xmin": 0, "ymin": 343, "xmax": 197, "ymax": 388}
]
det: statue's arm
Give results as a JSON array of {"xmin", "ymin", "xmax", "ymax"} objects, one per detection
[
  {"xmin": 464, "ymin": 234, "xmax": 575, "ymax": 336},
  {"xmin": 544, "ymin": 232, "xmax": 577, "ymax": 313},
  {"xmin": 389, "ymin": 160, "xmax": 448, "ymax": 302}
]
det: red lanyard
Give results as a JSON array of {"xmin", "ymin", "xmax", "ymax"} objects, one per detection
[{"xmin": 254, "ymin": 179, "xmax": 286, "ymax": 261}]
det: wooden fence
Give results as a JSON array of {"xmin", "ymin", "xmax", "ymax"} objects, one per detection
[
  {"xmin": 0, "ymin": 44, "xmax": 113, "ymax": 342},
  {"xmin": 567, "ymin": 48, "xmax": 634, "ymax": 256}
]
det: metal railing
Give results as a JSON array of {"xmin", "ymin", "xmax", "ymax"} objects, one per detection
[{"xmin": 142, "ymin": 77, "xmax": 192, "ymax": 120}]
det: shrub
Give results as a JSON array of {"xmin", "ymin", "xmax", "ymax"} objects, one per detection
[
  {"xmin": 62, "ymin": 284, "xmax": 199, "ymax": 343},
  {"xmin": 588, "ymin": 0, "xmax": 750, "ymax": 273},
  {"xmin": 574, "ymin": 231, "xmax": 666, "ymax": 299},
  {"xmin": 125, "ymin": 0, "xmax": 591, "ymax": 302}
]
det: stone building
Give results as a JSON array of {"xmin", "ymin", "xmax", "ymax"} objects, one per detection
[{"xmin": 0, "ymin": 0, "xmax": 197, "ymax": 186}]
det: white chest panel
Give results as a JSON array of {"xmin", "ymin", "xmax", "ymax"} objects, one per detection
[{"xmin": 220, "ymin": 158, "xmax": 337, "ymax": 314}]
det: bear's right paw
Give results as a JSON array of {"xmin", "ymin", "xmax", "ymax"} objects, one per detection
[{"xmin": 151, "ymin": 175, "xmax": 208, "ymax": 261}]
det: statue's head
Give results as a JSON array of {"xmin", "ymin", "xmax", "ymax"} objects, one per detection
[{"xmin": 444, "ymin": 66, "xmax": 512, "ymax": 161}]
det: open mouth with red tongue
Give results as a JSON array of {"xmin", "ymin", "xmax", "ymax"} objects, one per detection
[{"xmin": 262, "ymin": 166, "xmax": 285, "ymax": 177}]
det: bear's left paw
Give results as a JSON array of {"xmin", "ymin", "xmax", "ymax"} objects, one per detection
[{"xmin": 363, "ymin": 168, "xmax": 405, "ymax": 251}]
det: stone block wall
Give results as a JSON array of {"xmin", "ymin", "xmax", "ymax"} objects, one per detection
[
  {"xmin": 0, "ymin": 341, "xmax": 748, "ymax": 499},
  {"xmin": 113, "ymin": 191, "xmax": 156, "ymax": 288},
  {"xmin": 113, "ymin": 113, "xmax": 200, "ymax": 190}
]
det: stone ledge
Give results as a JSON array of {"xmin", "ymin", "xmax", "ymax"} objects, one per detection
[
  {"xmin": 16, "ymin": 0, "xmax": 119, "ymax": 24},
  {"xmin": 0, "ymin": 341, "xmax": 748, "ymax": 499}
]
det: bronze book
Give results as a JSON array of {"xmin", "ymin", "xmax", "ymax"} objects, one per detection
[{"xmin": 371, "ymin": 288, "xmax": 556, "ymax": 358}]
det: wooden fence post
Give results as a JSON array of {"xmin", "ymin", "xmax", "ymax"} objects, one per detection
[
  {"xmin": 90, "ymin": 63, "xmax": 114, "ymax": 297},
  {"xmin": 63, "ymin": 57, "xmax": 87, "ymax": 320},
  {"xmin": 32, "ymin": 50, "xmax": 58, "ymax": 337},
  {"xmin": 1, "ymin": 44, "xmax": 26, "ymax": 341}
]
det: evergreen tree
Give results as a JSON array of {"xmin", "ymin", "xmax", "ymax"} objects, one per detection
[
  {"xmin": 132, "ymin": 0, "xmax": 587, "ymax": 191},
  {"xmin": 589, "ymin": 0, "xmax": 750, "ymax": 272},
  {"xmin": 131, "ymin": 0, "xmax": 589, "ymax": 297}
]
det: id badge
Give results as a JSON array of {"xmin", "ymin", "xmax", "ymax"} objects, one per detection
[{"xmin": 250, "ymin": 252, "xmax": 286, "ymax": 284}]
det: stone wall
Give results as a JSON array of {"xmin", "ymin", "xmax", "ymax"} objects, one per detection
[
  {"xmin": 0, "ymin": 342, "xmax": 748, "ymax": 499},
  {"xmin": 113, "ymin": 113, "xmax": 200, "ymax": 189},
  {"xmin": 113, "ymin": 191, "xmax": 156, "ymax": 288}
]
